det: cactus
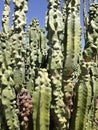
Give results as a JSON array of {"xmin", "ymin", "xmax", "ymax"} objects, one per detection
[
  {"xmin": 0, "ymin": 0, "xmax": 98, "ymax": 130},
  {"xmin": 33, "ymin": 69, "xmax": 51, "ymax": 130},
  {"xmin": 83, "ymin": 2, "xmax": 98, "ymax": 61}
]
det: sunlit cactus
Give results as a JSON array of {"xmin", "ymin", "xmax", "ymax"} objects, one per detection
[{"xmin": 0, "ymin": 0, "xmax": 98, "ymax": 130}]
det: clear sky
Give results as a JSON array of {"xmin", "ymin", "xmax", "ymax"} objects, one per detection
[{"xmin": 26, "ymin": 0, "xmax": 48, "ymax": 28}]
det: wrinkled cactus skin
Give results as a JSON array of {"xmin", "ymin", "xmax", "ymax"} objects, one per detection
[{"xmin": 0, "ymin": 0, "xmax": 98, "ymax": 130}]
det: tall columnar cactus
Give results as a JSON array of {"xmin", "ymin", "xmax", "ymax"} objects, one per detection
[
  {"xmin": 0, "ymin": 0, "xmax": 98, "ymax": 130},
  {"xmin": 83, "ymin": 2, "xmax": 98, "ymax": 61},
  {"xmin": 26, "ymin": 18, "xmax": 48, "ymax": 95},
  {"xmin": 0, "ymin": 0, "xmax": 28, "ymax": 130},
  {"xmin": 62, "ymin": 0, "xmax": 82, "ymax": 74},
  {"xmin": 0, "ymin": 1, "xmax": 20, "ymax": 130},
  {"xmin": 45, "ymin": 0, "xmax": 67, "ymax": 129},
  {"xmin": 33, "ymin": 69, "xmax": 51, "ymax": 130},
  {"xmin": 70, "ymin": 62, "xmax": 98, "ymax": 130},
  {"xmin": 11, "ymin": 0, "xmax": 28, "ymax": 92},
  {"xmin": 2, "ymin": 0, "xmax": 11, "ymax": 34}
]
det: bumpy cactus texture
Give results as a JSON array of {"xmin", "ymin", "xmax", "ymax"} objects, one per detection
[{"xmin": 0, "ymin": 0, "xmax": 98, "ymax": 130}]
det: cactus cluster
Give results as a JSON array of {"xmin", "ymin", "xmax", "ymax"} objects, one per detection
[{"xmin": 0, "ymin": 0, "xmax": 98, "ymax": 130}]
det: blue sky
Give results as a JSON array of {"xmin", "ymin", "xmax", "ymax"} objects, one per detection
[{"xmin": 27, "ymin": 0, "xmax": 48, "ymax": 27}]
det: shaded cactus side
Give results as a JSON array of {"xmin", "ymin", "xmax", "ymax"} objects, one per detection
[
  {"xmin": 26, "ymin": 18, "xmax": 48, "ymax": 96},
  {"xmin": 70, "ymin": 62, "xmax": 92, "ymax": 130},
  {"xmin": 83, "ymin": 2, "xmax": 98, "ymax": 61}
]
